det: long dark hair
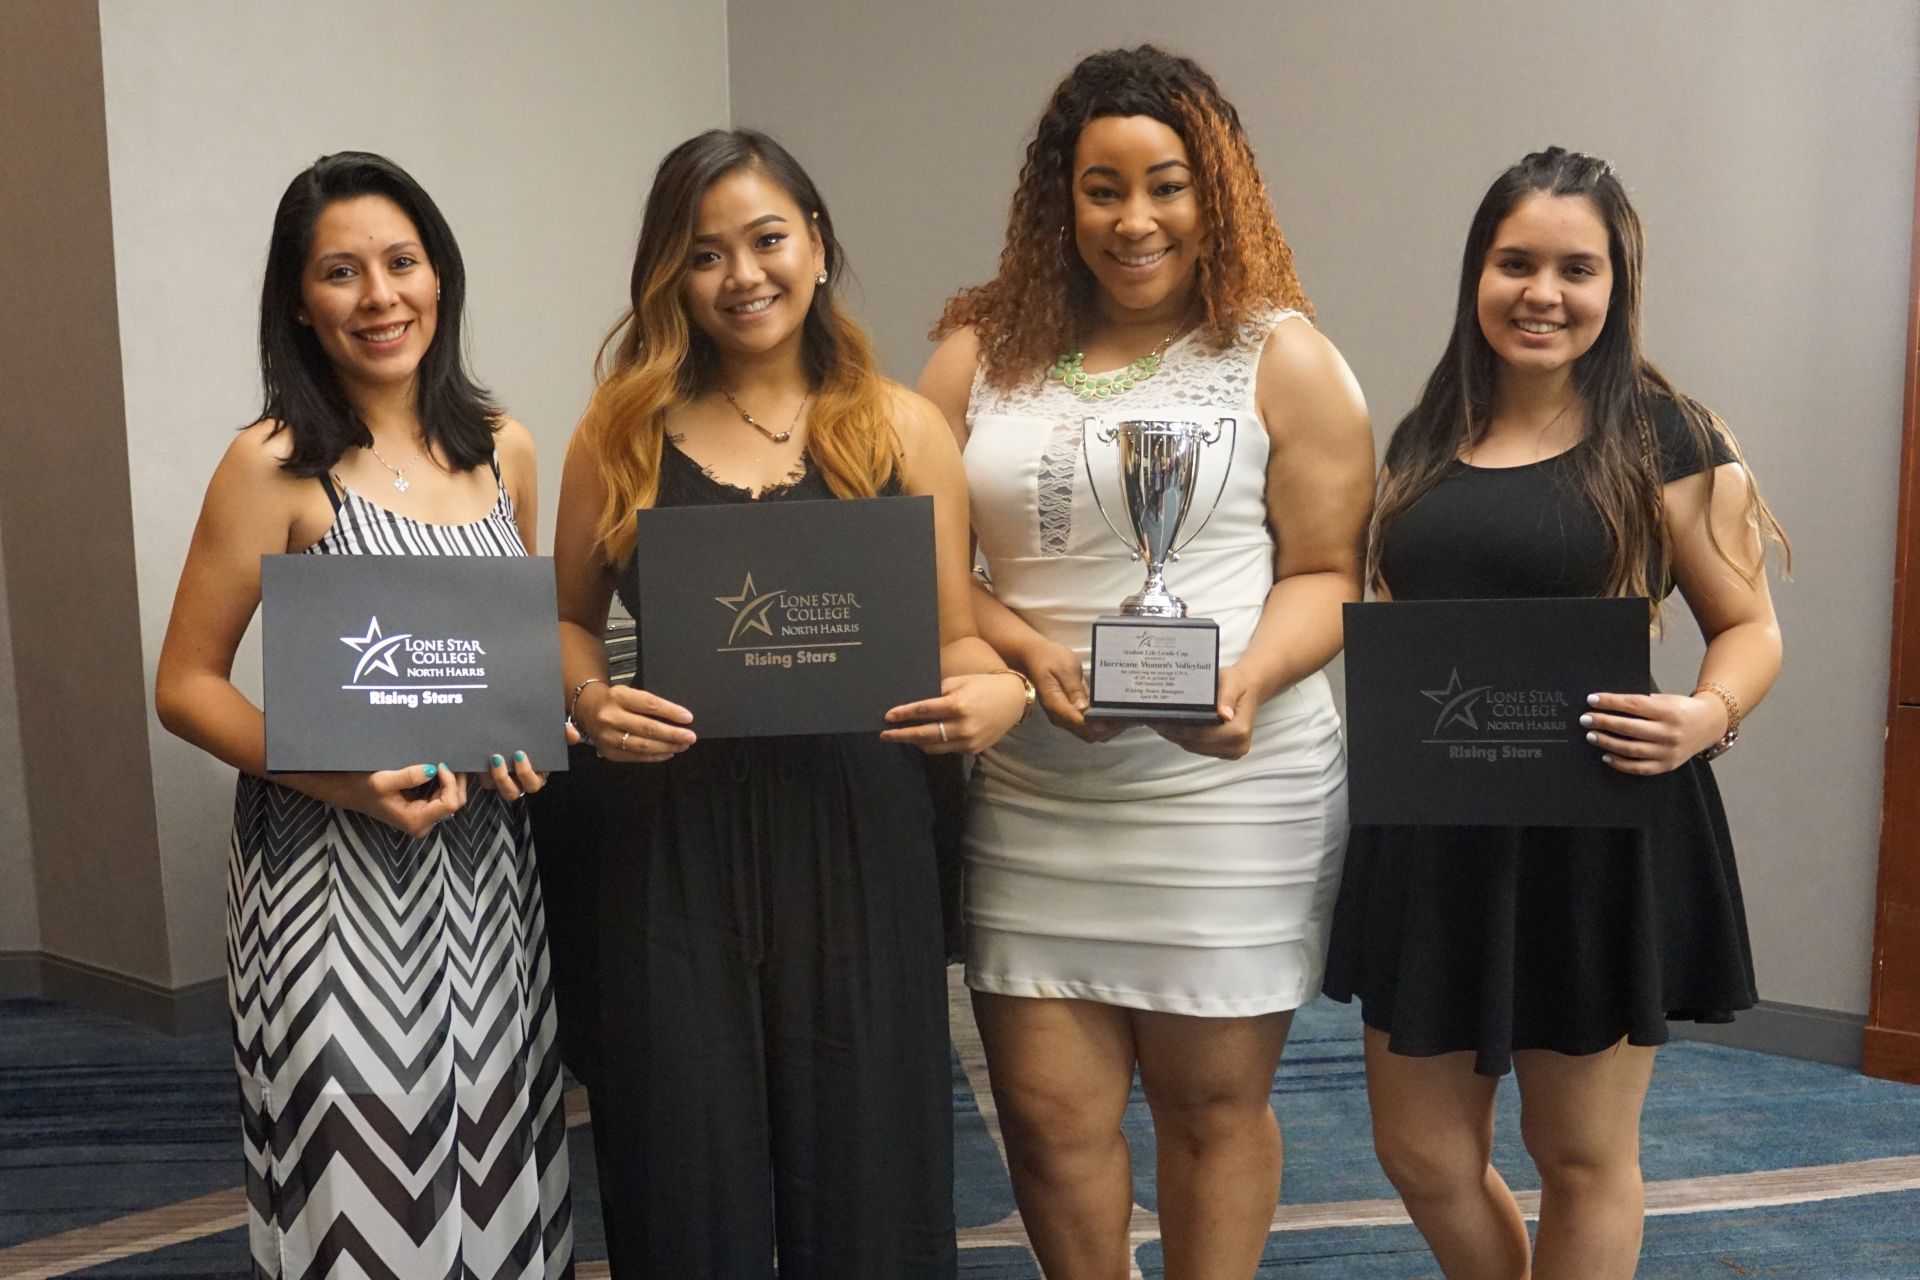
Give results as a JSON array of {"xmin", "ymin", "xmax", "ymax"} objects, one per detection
[
  {"xmin": 934, "ymin": 44, "xmax": 1310, "ymax": 389},
  {"xmin": 1370, "ymin": 147, "xmax": 1787, "ymax": 600},
  {"xmin": 574, "ymin": 129, "xmax": 901, "ymax": 566},
  {"xmin": 256, "ymin": 151, "xmax": 497, "ymax": 477}
]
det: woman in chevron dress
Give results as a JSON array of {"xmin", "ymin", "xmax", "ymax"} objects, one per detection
[{"xmin": 155, "ymin": 152, "xmax": 572, "ymax": 1279}]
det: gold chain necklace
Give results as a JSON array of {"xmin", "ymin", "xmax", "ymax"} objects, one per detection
[
  {"xmin": 1048, "ymin": 328, "xmax": 1183, "ymax": 402},
  {"xmin": 719, "ymin": 386, "xmax": 810, "ymax": 444}
]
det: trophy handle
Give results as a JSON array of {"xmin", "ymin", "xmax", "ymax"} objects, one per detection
[
  {"xmin": 1170, "ymin": 416, "xmax": 1238, "ymax": 558},
  {"xmin": 1081, "ymin": 416, "xmax": 1143, "ymax": 558}
]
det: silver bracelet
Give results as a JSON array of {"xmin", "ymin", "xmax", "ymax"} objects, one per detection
[{"xmin": 567, "ymin": 676, "xmax": 608, "ymax": 723}]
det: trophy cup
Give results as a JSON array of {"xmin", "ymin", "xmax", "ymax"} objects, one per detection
[{"xmin": 1082, "ymin": 417, "xmax": 1237, "ymax": 721}]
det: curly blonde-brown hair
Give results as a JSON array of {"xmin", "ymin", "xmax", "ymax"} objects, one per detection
[{"xmin": 934, "ymin": 45, "xmax": 1311, "ymax": 389}]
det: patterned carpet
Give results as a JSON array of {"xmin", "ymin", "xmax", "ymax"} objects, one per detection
[{"xmin": 4, "ymin": 970, "xmax": 1919, "ymax": 1278}]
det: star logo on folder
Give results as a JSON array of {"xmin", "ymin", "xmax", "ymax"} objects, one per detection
[
  {"xmin": 714, "ymin": 573, "xmax": 786, "ymax": 646},
  {"xmin": 340, "ymin": 616, "xmax": 412, "ymax": 684},
  {"xmin": 1422, "ymin": 667, "xmax": 1492, "ymax": 735}
]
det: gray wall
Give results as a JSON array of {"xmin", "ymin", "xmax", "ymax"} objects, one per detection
[
  {"xmin": 729, "ymin": 0, "xmax": 1920, "ymax": 1016},
  {"xmin": 0, "ymin": 0, "xmax": 730, "ymax": 994},
  {"xmin": 95, "ymin": 0, "xmax": 730, "ymax": 984}
]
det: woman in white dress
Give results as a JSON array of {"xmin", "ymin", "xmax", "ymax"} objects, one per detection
[{"xmin": 919, "ymin": 46, "xmax": 1374, "ymax": 1280}]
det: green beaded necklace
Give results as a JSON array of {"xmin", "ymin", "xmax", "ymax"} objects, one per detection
[{"xmin": 1048, "ymin": 328, "xmax": 1184, "ymax": 402}]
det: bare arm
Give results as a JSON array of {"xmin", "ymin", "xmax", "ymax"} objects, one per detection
[
  {"xmin": 916, "ymin": 328, "xmax": 1110, "ymax": 740},
  {"xmin": 1157, "ymin": 316, "xmax": 1375, "ymax": 759},
  {"xmin": 153, "ymin": 425, "xmax": 464, "ymax": 835},
  {"xmin": 552, "ymin": 426, "xmax": 696, "ymax": 763},
  {"xmin": 497, "ymin": 417, "xmax": 541, "ymax": 555},
  {"xmin": 1583, "ymin": 462, "xmax": 1782, "ymax": 772},
  {"xmin": 879, "ymin": 382, "xmax": 1028, "ymax": 753}
]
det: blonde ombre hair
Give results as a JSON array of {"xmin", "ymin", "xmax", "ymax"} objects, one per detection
[{"xmin": 576, "ymin": 130, "xmax": 902, "ymax": 566}]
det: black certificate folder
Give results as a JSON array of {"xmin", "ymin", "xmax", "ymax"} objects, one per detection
[
  {"xmin": 1343, "ymin": 597, "xmax": 1651, "ymax": 828},
  {"xmin": 629, "ymin": 495, "xmax": 940, "ymax": 739},
  {"xmin": 261, "ymin": 556, "xmax": 567, "ymax": 774}
]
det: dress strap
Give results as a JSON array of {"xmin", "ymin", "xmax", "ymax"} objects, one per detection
[
  {"xmin": 488, "ymin": 450, "xmax": 503, "ymax": 483},
  {"xmin": 318, "ymin": 473, "xmax": 344, "ymax": 513}
]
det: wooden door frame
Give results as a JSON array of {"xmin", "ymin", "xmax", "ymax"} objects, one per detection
[{"xmin": 1864, "ymin": 114, "xmax": 1920, "ymax": 1084}]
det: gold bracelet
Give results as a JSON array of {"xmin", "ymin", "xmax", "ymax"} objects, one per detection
[
  {"xmin": 1693, "ymin": 680, "xmax": 1741, "ymax": 760},
  {"xmin": 987, "ymin": 667, "xmax": 1037, "ymax": 722}
]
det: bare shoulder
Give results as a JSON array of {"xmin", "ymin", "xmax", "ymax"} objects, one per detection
[
  {"xmin": 491, "ymin": 415, "xmax": 538, "ymax": 472},
  {"xmin": 1256, "ymin": 317, "xmax": 1368, "ymax": 435},
  {"xmin": 216, "ymin": 419, "xmax": 308, "ymax": 492},
  {"xmin": 882, "ymin": 380, "xmax": 952, "ymax": 449},
  {"xmin": 918, "ymin": 327, "xmax": 982, "ymax": 398}
]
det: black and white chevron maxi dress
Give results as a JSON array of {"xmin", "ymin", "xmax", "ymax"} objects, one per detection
[{"xmin": 227, "ymin": 470, "xmax": 573, "ymax": 1279}]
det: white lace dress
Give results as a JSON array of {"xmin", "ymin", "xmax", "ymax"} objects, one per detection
[{"xmin": 962, "ymin": 312, "xmax": 1348, "ymax": 1016}]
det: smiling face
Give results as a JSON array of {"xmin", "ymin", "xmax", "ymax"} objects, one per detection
[
  {"xmin": 1476, "ymin": 192, "xmax": 1614, "ymax": 383},
  {"xmin": 298, "ymin": 195, "xmax": 438, "ymax": 396},
  {"xmin": 1071, "ymin": 114, "xmax": 1203, "ymax": 324},
  {"xmin": 682, "ymin": 166, "xmax": 825, "ymax": 363}
]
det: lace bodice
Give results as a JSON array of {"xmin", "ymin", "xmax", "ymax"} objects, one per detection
[{"xmin": 961, "ymin": 308, "xmax": 1330, "ymax": 796}]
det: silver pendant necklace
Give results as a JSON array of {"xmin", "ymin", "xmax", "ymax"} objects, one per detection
[{"xmin": 368, "ymin": 441, "xmax": 422, "ymax": 493}]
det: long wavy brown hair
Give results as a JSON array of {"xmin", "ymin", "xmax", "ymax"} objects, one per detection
[
  {"xmin": 575, "ymin": 130, "xmax": 901, "ymax": 566},
  {"xmin": 934, "ymin": 45, "xmax": 1310, "ymax": 388},
  {"xmin": 1370, "ymin": 147, "xmax": 1789, "ymax": 607}
]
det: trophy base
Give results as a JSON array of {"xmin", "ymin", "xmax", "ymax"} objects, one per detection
[{"xmin": 1086, "ymin": 613, "xmax": 1222, "ymax": 722}]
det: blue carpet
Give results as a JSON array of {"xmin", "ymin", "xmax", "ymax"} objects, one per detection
[{"xmin": 5, "ymin": 992, "xmax": 1919, "ymax": 1277}]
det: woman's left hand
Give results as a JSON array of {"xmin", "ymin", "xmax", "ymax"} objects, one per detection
[
  {"xmin": 881, "ymin": 671, "xmax": 1029, "ymax": 755},
  {"xmin": 1582, "ymin": 691, "xmax": 1729, "ymax": 775},
  {"xmin": 1152, "ymin": 664, "xmax": 1261, "ymax": 760},
  {"xmin": 477, "ymin": 724, "xmax": 578, "ymax": 800}
]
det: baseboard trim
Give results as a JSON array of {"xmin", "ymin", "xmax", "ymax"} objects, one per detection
[
  {"xmin": 0, "ymin": 950, "xmax": 42, "ymax": 996},
  {"xmin": 1670, "ymin": 999, "xmax": 1866, "ymax": 1069},
  {"xmin": 1862, "ymin": 1023, "xmax": 1920, "ymax": 1084},
  {"xmin": 0, "ymin": 950, "xmax": 225, "ymax": 1034}
]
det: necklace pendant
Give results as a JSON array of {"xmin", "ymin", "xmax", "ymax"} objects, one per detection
[
  {"xmin": 771, "ymin": 431, "xmax": 792, "ymax": 443},
  {"xmin": 392, "ymin": 474, "xmax": 410, "ymax": 493}
]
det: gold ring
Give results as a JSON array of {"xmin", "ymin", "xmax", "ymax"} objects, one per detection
[
  {"xmin": 938, "ymin": 722, "xmax": 949, "ymax": 743},
  {"xmin": 619, "ymin": 730, "xmax": 631, "ymax": 751}
]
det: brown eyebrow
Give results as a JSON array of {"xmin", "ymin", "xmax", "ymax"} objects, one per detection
[
  {"xmin": 692, "ymin": 213, "xmax": 789, "ymax": 243},
  {"xmin": 1078, "ymin": 159, "xmax": 1191, "ymax": 180}
]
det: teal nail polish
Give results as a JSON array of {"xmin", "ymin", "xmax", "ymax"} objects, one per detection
[
  {"xmin": 423, "ymin": 763, "xmax": 438, "ymax": 779},
  {"xmin": 514, "ymin": 751, "xmax": 527, "ymax": 763},
  {"xmin": 490, "ymin": 754, "xmax": 505, "ymax": 768}
]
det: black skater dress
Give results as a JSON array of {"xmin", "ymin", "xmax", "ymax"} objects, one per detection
[
  {"xmin": 567, "ymin": 441, "xmax": 957, "ymax": 1279},
  {"xmin": 1322, "ymin": 403, "xmax": 1758, "ymax": 1077}
]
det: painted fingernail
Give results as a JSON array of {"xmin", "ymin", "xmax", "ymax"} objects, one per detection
[
  {"xmin": 1601, "ymin": 754, "xmax": 1614, "ymax": 764},
  {"xmin": 490, "ymin": 754, "xmax": 505, "ymax": 768},
  {"xmin": 514, "ymin": 751, "xmax": 527, "ymax": 763},
  {"xmin": 1579, "ymin": 714, "xmax": 1593, "ymax": 727},
  {"xmin": 1587, "ymin": 693, "xmax": 1600, "ymax": 706},
  {"xmin": 423, "ymin": 763, "xmax": 438, "ymax": 779},
  {"xmin": 1585, "ymin": 732, "xmax": 1598, "ymax": 745}
]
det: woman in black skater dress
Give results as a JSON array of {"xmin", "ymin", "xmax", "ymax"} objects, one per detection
[
  {"xmin": 1323, "ymin": 147, "xmax": 1789, "ymax": 1280},
  {"xmin": 549, "ymin": 130, "xmax": 1029, "ymax": 1279}
]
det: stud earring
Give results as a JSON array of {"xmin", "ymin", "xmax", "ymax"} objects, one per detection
[{"xmin": 815, "ymin": 271, "xmax": 828, "ymax": 286}]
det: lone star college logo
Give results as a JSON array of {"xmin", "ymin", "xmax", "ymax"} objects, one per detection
[
  {"xmin": 714, "ymin": 573, "xmax": 785, "ymax": 645},
  {"xmin": 1423, "ymin": 667, "xmax": 1492, "ymax": 735},
  {"xmin": 340, "ymin": 616, "xmax": 412, "ymax": 683}
]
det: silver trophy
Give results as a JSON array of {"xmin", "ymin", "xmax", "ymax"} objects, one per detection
[{"xmin": 1081, "ymin": 417, "xmax": 1237, "ymax": 720}]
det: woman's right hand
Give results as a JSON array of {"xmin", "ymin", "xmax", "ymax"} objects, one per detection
[
  {"xmin": 1024, "ymin": 638, "xmax": 1131, "ymax": 744},
  {"xmin": 575, "ymin": 682, "xmax": 697, "ymax": 763},
  {"xmin": 296, "ymin": 764, "xmax": 468, "ymax": 839}
]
